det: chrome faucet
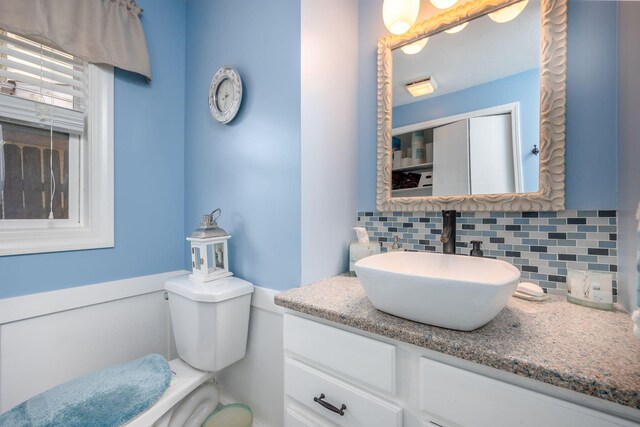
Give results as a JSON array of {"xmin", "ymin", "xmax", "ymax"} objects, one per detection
[{"xmin": 440, "ymin": 210, "xmax": 456, "ymax": 255}]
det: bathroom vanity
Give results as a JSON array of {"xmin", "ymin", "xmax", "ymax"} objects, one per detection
[{"xmin": 275, "ymin": 276, "xmax": 640, "ymax": 427}]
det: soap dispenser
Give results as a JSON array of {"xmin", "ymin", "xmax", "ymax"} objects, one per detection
[{"xmin": 470, "ymin": 240, "xmax": 483, "ymax": 257}]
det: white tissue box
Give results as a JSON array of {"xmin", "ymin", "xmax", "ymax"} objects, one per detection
[{"xmin": 349, "ymin": 242, "xmax": 381, "ymax": 273}]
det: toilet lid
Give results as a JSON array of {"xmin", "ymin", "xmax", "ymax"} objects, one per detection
[
  {"xmin": 165, "ymin": 274, "xmax": 253, "ymax": 302},
  {"xmin": 203, "ymin": 404, "xmax": 253, "ymax": 427}
]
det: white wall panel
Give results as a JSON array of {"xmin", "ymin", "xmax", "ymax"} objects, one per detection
[{"xmin": 301, "ymin": 0, "xmax": 359, "ymax": 284}]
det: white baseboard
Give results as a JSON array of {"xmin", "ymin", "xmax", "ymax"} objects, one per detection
[
  {"xmin": 251, "ymin": 286, "xmax": 284, "ymax": 315},
  {"xmin": 0, "ymin": 270, "xmax": 285, "ymax": 324},
  {"xmin": 0, "ymin": 270, "xmax": 187, "ymax": 324}
]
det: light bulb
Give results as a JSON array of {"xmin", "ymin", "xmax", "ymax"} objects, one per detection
[
  {"xmin": 429, "ymin": 0, "xmax": 458, "ymax": 9},
  {"xmin": 383, "ymin": 0, "xmax": 420, "ymax": 35},
  {"xmin": 488, "ymin": 0, "xmax": 529, "ymax": 23},
  {"xmin": 401, "ymin": 37, "xmax": 429, "ymax": 55},
  {"xmin": 444, "ymin": 22, "xmax": 468, "ymax": 34}
]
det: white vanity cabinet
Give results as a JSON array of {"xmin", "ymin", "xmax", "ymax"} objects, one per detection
[
  {"xmin": 283, "ymin": 314, "xmax": 402, "ymax": 427},
  {"xmin": 283, "ymin": 313, "xmax": 637, "ymax": 427}
]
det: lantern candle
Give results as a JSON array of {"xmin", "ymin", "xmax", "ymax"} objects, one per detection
[{"xmin": 187, "ymin": 208, "xmax": 232, "ymax": 282}]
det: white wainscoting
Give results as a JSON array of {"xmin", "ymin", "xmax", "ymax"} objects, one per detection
[
  {"xmin": 217, "ymin": 286, "xmax": 285, "ymax": 427},
  {"xmin": 0, "ymin": 271, "xmax": 183, "ymax": 412},
  {"xmin": 0, "ymin": 270, "xmax": 286, "ymax": 427}
]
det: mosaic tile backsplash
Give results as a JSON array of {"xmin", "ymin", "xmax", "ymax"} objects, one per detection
[{"xmin": 357, "ymin": 210, "xmax": 618, "ymax": 300}]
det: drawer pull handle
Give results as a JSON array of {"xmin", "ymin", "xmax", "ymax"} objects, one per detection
[{"xmin": 313, "ymin": 393, "xmax": 347, "ymax": 416}]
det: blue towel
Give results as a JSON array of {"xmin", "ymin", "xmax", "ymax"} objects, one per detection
[{"xmin": 0, "ymin": 354, "xmax": 171, "ymax": 427}]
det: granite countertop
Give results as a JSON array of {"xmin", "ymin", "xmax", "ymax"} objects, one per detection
[{"xmin": 274, "ymin": 275, "xmax": 640, "ymax": 410}]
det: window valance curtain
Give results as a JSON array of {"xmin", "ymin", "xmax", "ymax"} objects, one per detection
[{"xmin": 0, "ymin": 0, "xmax": 151, "ymax": 80}]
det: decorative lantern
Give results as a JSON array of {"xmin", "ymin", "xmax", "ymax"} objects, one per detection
[{"xmin": 187, "ymin": 209, "xmax": 232, "ymax": 282}]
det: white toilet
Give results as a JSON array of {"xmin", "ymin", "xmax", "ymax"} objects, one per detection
[{"xmin": 126, "ymin": 274, "xmax": 254, "ymax": 427}]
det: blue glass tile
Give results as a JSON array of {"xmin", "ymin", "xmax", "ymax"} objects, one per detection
[
  {"xmin": 539, "ymin": 253, "xmax": 557, "ymax": 260},
  {"xmin": 514, "ymin": 218, "xmax": 530, "ymax": 224},
  {"xmin": 599, "ymin": 241, "xmax": 616, "ymax": 249},
  {"xmin": 513, "ymin": 258, "xmax": 530, "ymax": 265},
  {"xmin": 490, "ymin": 225, "xmax": 506, "ymax": 231},
  {"xmin": 549, "ymin": 261, "xmax": 567, "ymax": 269},
  {"xmin": 538, "ymin": 239, "xmax": 557, "ymax": 246},
  {"xmin": 490, "ymin": 212, "xmax": 505, "ymax": 218},
  {"xmin": 587, "ymin": 263, "xmax": 609, "ymax": 271},
  {"xmin": 577, "ymin": 225, "xmax": 598, "ymax": 232},
  {"xmin": 498, "ymin": 244, "xmax": 513, "ymax": 250},
  {"xmin": 539, "ymin": 225, "xmax": 557, "ymax": 232},
  {"xmin": 522, "ymin": 225, "xmax": 538, "ymax": 231},
  {"xmin": 481, "ymin": 231, "xmax": 498, "ymax": 237},
  {"xmin": 523, "ymin": 239, "xmax": 539, "ymax": 245},
  {"xmin": 567, "ymin": 232, "xmax": 586, "ymax": 239},
  {"xmin": 578, "ymin": 255, "xmax": 598, "ymax": 262},
  {"xmin": 577, "ymin": 210, "xmax": 597, "ymax": 217},
  {"xmin": 514, "ymin": 231, "xmax": 530, "ymax": 238},
  {"xmin": 549, "ymin": 219, "xmax": 567, "ymax": 225},
  {"xmin": 539, "ymin": 212, "xmax": 557, "ymax": 218},
  {"xmin": 557, "ymin": 240, "xmax": 577, "ymax": 247},
  {"xmin": 598, "ymin": 226, "xmax": 616, "ymax": 232}
]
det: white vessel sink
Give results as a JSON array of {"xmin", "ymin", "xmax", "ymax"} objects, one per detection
[{"xmin": 354, "ymin": 251, "xmax": 520, "ymax": 331}]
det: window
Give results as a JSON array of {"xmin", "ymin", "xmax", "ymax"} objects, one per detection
[{"xmin": 0, "ymin": 31, "xmax": 113, "ymax": 255}]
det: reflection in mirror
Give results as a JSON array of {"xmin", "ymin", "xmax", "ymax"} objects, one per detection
[
  {"xmin": 391, "ymin": 0, "xmax": 540, "ymax": 198},
  {"xmin": 392, "ymin": 104, "xmax": 522, "ymax": 197}
]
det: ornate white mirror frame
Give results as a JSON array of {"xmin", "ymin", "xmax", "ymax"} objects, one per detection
[{"xmin": 376, "ymin": 0, "xmax": 567, "ymax": 212}]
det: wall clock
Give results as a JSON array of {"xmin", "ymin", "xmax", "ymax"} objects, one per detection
[{"xmin": 209, "ymin": 67, "xmax": 243, "ymax": 124}]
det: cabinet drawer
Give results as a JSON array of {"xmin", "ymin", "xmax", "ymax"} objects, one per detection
[
  {"xmin": 286, "ymin": 398, "xmax": 337, "ymax": 427},
  {"xmin": 284, "ymin": 314, "xmax": 396, "ymax": 394},
  {"xmin": 285, "ymin": 357, "xmax": 402, "ymax": 427},
  {"xmin": 420, "ymin": 358, "xmax": 633, "ymax": 427}
]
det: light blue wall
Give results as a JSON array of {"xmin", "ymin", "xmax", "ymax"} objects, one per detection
[
  {"xmin": 184, "ymin": 0, "xmax": 301, "ymax": 290},
  {"xmin": 358, "ymin": 0, "xmax": 619, "ymax": 211},
  {"xmin": 393, "ymin": 69, "xmax": 540, "ymax": 193},
  {"xmin": 565, "ymin": 0, "xmax": 618, "ymax": 210},
  {"xmin": 0, "ymin": 0, "xmax": 187, "ymax": 298}
]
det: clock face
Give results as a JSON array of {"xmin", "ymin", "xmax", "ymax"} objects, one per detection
[
  {"xmin": 216, "ymin": 78, "xmax": 234, "ymax": 112},
  {"xmin": 209, "ymin": 67, "xmax": 243, "ymax": 124}
]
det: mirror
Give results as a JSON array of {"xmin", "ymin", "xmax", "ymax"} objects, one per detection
[{"xmin": 377, "ymin": 0, "xmax": 567, "ymax": 212}]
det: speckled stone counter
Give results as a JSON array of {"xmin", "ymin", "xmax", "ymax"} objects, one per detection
[{"xmin": 274, "ymin": 275, "xmax": 640, "ymax": 410}]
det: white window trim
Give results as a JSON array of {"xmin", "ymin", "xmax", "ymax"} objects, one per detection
[{"xmin": 0, "ymin": 64, "xmax": 114, "ymax": 256}]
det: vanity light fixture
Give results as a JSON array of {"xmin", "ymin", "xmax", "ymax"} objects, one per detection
[
  {"xmin": 406, "ymin": 77, "xmax": 438, "ymax": 97},
  {"xmin": 383, "ymin": 0, "xmax": 420, "ymax": 35},
  {"xmin": 429, "ymin": 0, "xmax": 458, "ymax": 9},
  {"xmin": 401, "ymin": 37, "xmax": 429, "ymax": 55},
  {"xmin": 444, "ymin": 22, "xmax": 468, "ymax": 34},
  {"xmin": 488, "ymin": 0, "xmax": 529, "ymax": 23}
]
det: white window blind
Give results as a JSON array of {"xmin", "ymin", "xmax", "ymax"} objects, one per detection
[{"xmin": 0, "ymin": 30, "xmax": 85, "ymax": 134}]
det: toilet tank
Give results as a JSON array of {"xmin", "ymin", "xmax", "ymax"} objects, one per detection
[{"xmin": 165, "ymin": 275, "xmax": 254, "ymax": 372}]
